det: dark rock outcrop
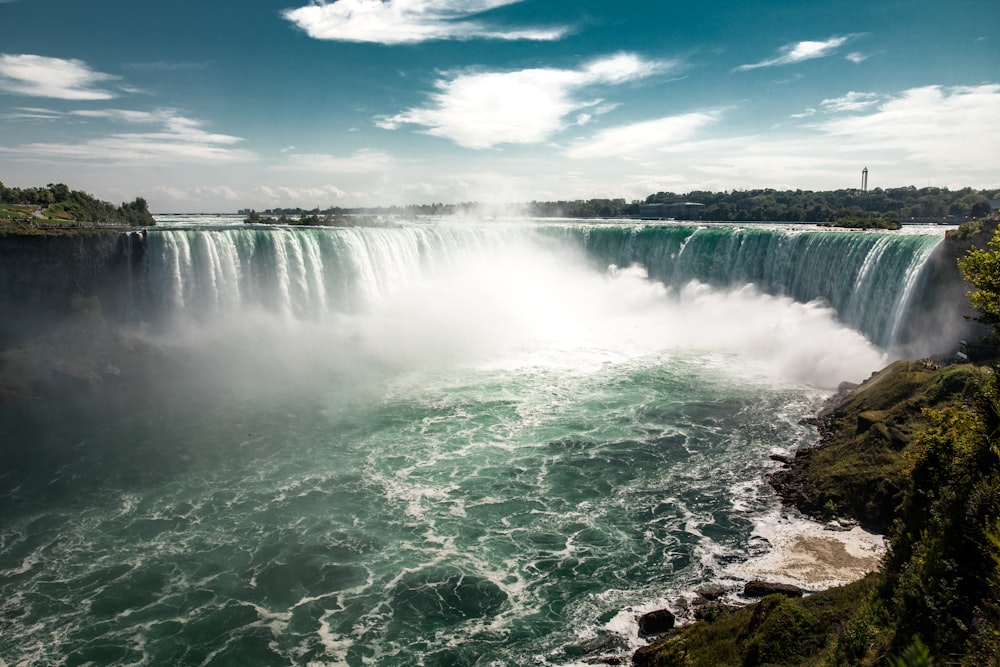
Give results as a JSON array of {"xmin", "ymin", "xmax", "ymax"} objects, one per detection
[
  {"xmin": 742, "ymin": 580, "xmax": 804, "ymax": 599},
  {"xmin": 637, "ymin": 608, "xmax": 676, "ymax": 637},
  {"xmin": 894, "ymin": 219, "xmax": 998, "ymax": 357},
  {"xmin": 0, "ymin": 230, "xmax": 145, "ymax": 348}
]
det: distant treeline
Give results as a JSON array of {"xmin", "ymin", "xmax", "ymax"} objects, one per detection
[
  {"xmin": 0, "ymin": 181, "xmax": 156, "ymax": 226},
  {"xmin": 261, "ymin": 186, "xmax": 997, "ymax": 222},
  {"xmin": 525, "ymin": 186, "xmax": 996, "ymax": 221},
  {"xmin": 640, "ymin": 186, "xmax": 997, "ymax": 222}
]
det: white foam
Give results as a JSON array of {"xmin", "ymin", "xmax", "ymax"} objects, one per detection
[{"xmin": 726, "ymin": 509, "xmax": 885, "ymax": 591}]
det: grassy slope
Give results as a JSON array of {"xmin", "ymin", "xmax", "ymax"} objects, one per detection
[{"xmin": 772, "ymin": 360, "xmax": 985, "ymax": 533}]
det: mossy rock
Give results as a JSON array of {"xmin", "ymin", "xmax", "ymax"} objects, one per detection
[
  {"xmin": 772, "ymin": 360, "xmax": 986, "ymax": 531},
  {"xmin": 633, "ymin": 576, "xmax": 876, "ymax": 667}
]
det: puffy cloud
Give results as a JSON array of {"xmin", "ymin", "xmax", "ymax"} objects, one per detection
[
  {"xmin": 283, "ymin": 0, "xmax": 567, "ymax": 44},
  {"xmin": 377, "ymin": 53, "xmax": 673, "ymax": 149},
  {"xmin": 734, "ymin": 36, "xmax": 851, "ymax": 71},
  {"xmin": 565, "ymin": 111, "xmax": 722, "ymax": 160},
  {"xmin": 0, "ymin": 53, "xmax": 118, "ymax": 100},
  {"xmin": 2, "ymin": 108, "xmax": 253, "ymax": 164}
]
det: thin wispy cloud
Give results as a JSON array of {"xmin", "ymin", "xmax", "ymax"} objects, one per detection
[
  {"xmin": 0, "ymin": 53, "xmax": 119, "ymax": 100},
  {"xmin": 275, "ymin": 148, "xmax": 396, "ymax": 173},
  {"xmin": 734, "ymin": 36, "xmax": 852, "ymax": 71},
  {"xmin": 566, "ymin": 111, "xmax": 722, "ymax": 159},
  {"xmin": 377, "ymin": 53, "xmax": 674, "ymax": 148},
  {"xmin": 283, "ymin": 0, "xmax": 568, "ymax": 45},
  {"xmin": 820, "ymin": 91, "xmax": 881, "ymax": 112},
  {"xmin": 1, "ymin": 108, "xmax": 254, "ymax": 164},
  {"xmin": 2, "ymin": 106, "xmax": 63, "ymax": 121}
]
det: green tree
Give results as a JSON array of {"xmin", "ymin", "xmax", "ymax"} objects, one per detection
[{"xmin": 959, "ymin": 225, "xmax": 1000, "ymax": 339}]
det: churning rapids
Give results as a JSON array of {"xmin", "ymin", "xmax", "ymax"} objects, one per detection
[{"xmin": 1, "ymin": 217, "xmax": 946, "ymax": 665}]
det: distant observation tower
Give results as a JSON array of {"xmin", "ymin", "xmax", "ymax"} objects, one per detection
[{"xmin": 861, "ymin": 167, "xmax": 869, "ymax": 192}]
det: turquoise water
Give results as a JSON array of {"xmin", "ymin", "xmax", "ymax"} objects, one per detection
[{"xmin": 0, "ymin": 219, "xmax": 943, "ymax": 665}]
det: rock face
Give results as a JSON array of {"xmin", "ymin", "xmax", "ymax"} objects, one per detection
[
  {"xmin": 742, "ymin": 580, "xmax": 804, "ymax": 599},
  {"xmin": 637, "ymin": 608, "xmax": 676, "ymax": 637},
  {"xmin": 894, "ymin": 219, "xmax": 997, "ymax": 357},
  {"xmin": 0, "ymin": 231, "xmax": 145, "ymax": 348}
]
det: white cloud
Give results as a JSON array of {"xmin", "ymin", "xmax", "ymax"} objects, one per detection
[
  {"xmin": 256, "ymin": 184, "xmax": 350, "ymax": 203},
  {"xmin": 377, "ymin": 53, "xmax": 673, "ymax": 148},
  {"xmin": 276, "ymin": 149, "xmax": 396, "ymax": 173},
  {"xmin": 602, "ymin": 83, "xmax": 1000, "ymax": 191},
  {"xmin": 565, "ymin": 111, "xmax": 722, "ymax": 159},
  {"xmin": 816, "ymin": 84, "xmax": 1000, "ymax": 168},
  {"xmin": 1, "ymin": 108, "xmax": 253, "ymax": 164},
  {"xmin": 734, "ymin": 36, "xmax": 851, "ymax": 71},
  {"xmin": 820, "ymin": 91, "xmax": 880, "ymax": 113},
  {"xmin": 0, "ymin": 53, "xmax": 118, "ymax": 100},
  {"xmin": 282, "ymin": 0, "xmax": 567, "ymax": 44},
  {"xmin": 845, "ymin": 52, "xmax": 868, "ymax": 64}
]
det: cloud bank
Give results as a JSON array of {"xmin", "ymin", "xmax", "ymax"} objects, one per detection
[
  {"xmin": 377, "ymin": 53, "xmax": 673, "ymax": 148},
  {"xmin": 283, "ymin": 0, "xmax": 568, "ymax": 44}
]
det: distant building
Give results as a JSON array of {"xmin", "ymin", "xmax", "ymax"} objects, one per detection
[
  {"xmin": 990, "ymin": 200, "xmax": 1000, "ymax": 214},
  {"xmin": 638, "ymin": 202, "xmax": 706, "ymax": 219},
  {"xmin": 238, "ymin": 208, "xmax": 252, "ymax": 215}
]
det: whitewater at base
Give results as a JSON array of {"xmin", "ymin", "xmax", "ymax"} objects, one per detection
[{"xmin": 0, "ymin": 218, "xmax": 944, "ymax": 665}]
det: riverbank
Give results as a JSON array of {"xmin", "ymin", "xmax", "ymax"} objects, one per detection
[{"xmin": 630, "ymin": 358, "xmax": 995, "ymax": 666}]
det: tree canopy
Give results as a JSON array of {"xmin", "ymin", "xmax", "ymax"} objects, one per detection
[
  {"xmin": 0, "ymin": 182, "xmax": 155, "ymax": 226},
  {"xmin": 959, "ymin": 222, "xmax": 1000, "ymax": 340}
]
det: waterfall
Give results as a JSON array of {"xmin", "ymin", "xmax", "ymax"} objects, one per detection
[
  {"xmin": 136, "ymin": 222, "xmax": 944, "ymax": 351},
  {"xmin": 542, "ymin": 224, "xmax": 943, "ymax": 349}
]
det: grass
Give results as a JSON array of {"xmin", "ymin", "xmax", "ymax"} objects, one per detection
[
  {"xmin": 775, "ymin": 359, "xmax": 985, "ymax": 532},
  {"xmin": 635, "ymin": 577, "xmax": 877, "ymax": 667}
]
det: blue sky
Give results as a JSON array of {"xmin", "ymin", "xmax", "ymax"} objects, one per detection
[{"xmin": 0, "ymin": 0, "xmax": 997, "ymax": 212}]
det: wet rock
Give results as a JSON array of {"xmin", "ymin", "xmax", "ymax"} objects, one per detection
[
  {"xmin": 637, "ymin": 608, "xmax": 675, "ymax": 636},
  {"xmin": 742, "ymin": 580, "xmax": 803, "ymax": 599},
  {"xmin": 695, "ymin": 584, "xmax": 726, "ymax": 601}
]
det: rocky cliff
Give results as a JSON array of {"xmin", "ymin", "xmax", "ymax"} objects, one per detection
[{"xmin": 0, "ymin": 230, "xmax": 145, "ymax": 347}]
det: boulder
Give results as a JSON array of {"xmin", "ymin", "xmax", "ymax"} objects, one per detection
[
  {"xmin": 742, "ymin": 580, "xmax": 803, "ymax": 598},
  {"xmin": 695, "ymin": 584, "xmax": 726, "ymax": 601},
  {"xmin": 637, "ymin": 608, "xmax": 675, "ymax": 636}
]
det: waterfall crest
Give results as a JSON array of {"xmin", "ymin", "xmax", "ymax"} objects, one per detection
[{"xmin": 138, "ymin": 222, "xmax": 943, "ymax": 351}]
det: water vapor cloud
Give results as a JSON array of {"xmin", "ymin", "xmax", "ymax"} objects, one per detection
[
  {"xmin": 376, "ymin": 53, "xmax": 674, "ymax": 148},
  {"xmin": 734, "ymin": 36, "xmax": 852, "ymax": 71},
  {"xmin": 283, "ymin": 0, "xmax": 568, "ymax": 44},
  {"xmin": 0, "ymin": 53, "xmax": 119, "ymax": 100}
]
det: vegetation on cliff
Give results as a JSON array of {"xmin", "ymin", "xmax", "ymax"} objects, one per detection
[
  {"xmin": 0, "ymin": 181, "xmax": 155, "ymax": 232},
  {"xmin": 771, "ymin": 360, "xmax": 985, "ymax": 533}
]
